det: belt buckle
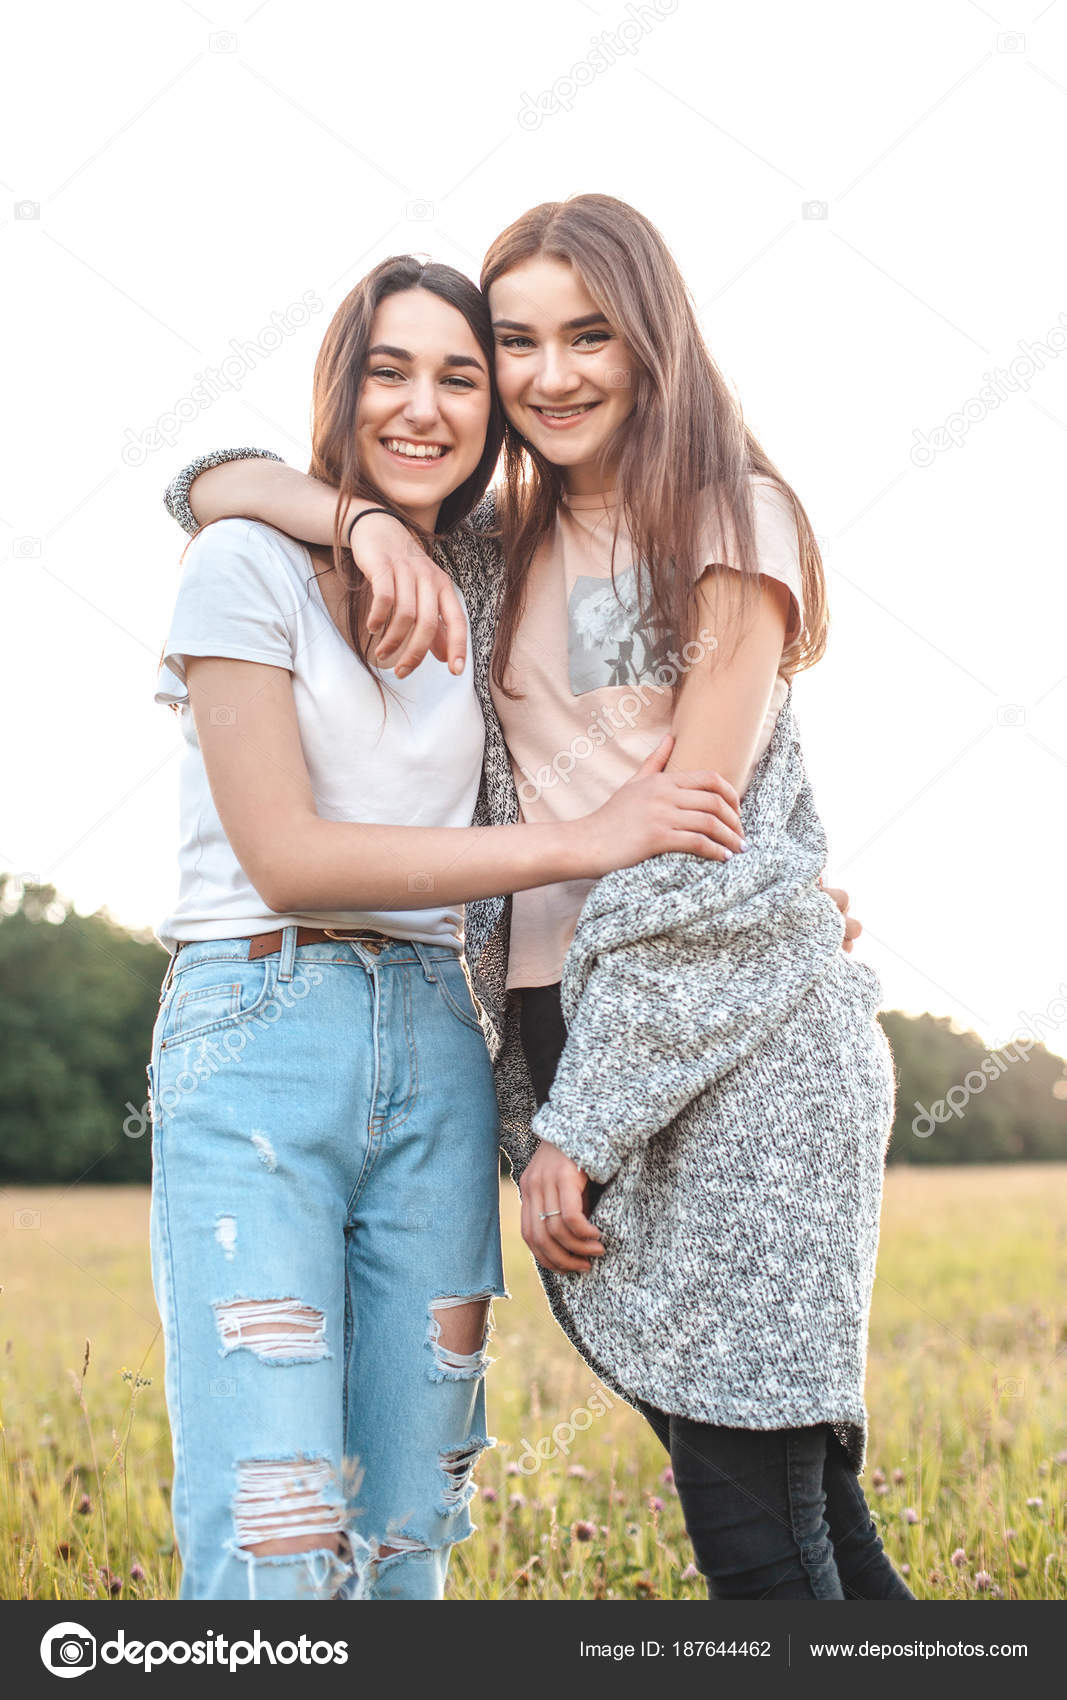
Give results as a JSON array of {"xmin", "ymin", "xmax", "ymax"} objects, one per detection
[{"xmin": 323, "ymin": 927, "xmax": 387, "ymax": 955}]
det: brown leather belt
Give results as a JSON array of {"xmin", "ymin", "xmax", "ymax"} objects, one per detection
[{"xmin": 245, "ymin": 926, "xmax": 394, "ymax": 959}]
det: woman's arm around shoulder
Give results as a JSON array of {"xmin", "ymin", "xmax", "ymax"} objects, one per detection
[
  {"xmin": 162, "ymin": 447, "xmax": 469, "ymax": 678},
  {"xmin": 164, "ymin": 448, "xmax": 286, "ymax": 536}
]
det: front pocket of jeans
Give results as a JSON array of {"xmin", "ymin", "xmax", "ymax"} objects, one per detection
[
  {"xmin": 433, "ymin": 960, "xmax": 485, "ymax": 1031},
  {"xmin": 160, "ymin": 961, "xmax": 274, "ymax": 1048},
  {"xmin": 171, "ymin": 981, "xmax": 241, "ymax": 1037}
]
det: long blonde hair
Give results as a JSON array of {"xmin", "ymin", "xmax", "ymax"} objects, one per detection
[{"xmin": 480, "ymin": 194, "xmax": 828, "ymax": 697}]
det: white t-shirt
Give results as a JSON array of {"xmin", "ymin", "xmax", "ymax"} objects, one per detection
[{"xmin": 155, "ymin": 519, "xmax": 484, "ymax": 954}]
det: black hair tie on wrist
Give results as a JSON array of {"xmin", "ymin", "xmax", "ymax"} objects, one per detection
[{"xmin": 344, "ymin": 506, "xmax": 400, "ymax": 550}]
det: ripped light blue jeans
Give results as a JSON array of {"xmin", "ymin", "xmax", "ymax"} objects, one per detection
[{"xmin": 147, "ymin": 926, "xmax": 505, "ymax": 1601}]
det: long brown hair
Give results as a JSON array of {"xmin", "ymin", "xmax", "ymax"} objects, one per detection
[
  {"xmin": 480, "ymin": 195, "xmax": 828, "ymax": 698},
  {"xmin": 308, "ymin": 254, "xmax": 504, "ymax": 678}
]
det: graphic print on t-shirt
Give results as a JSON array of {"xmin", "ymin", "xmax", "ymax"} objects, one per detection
[{"xmin": 567, "ymin": 563, "xmax": 669, "ymax": 694}]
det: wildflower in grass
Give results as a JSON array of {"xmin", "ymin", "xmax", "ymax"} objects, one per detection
[
  {"xmin": 871, "ymin": 1467, "xmax": 886, "ymax": 1486},
  {"xmin": 951, "ymin": 1547, "xmax": 967, "ymax": 1567},
  {"xmin": 130, "ymin": 1562, "xmax": 145, "ymax": 1581},
  {"xmin": 567, "ymin": 1464, "xmax": 589, "ymax": 1479},
  {"xmin": 900, "ymin": 1563, "xmax": 910, "ymax": 1577},
  {"xmin": 481, "ymin": 1486, "xmax": 498, "ymax": 1503},
  {"xmin": 573, "ymin": 1520, "xmax": 596, "ymax": 1541},
  {"xmin": 1054, "ymin": 1450, "xmax": 1067, "ymax": 1465},
  {"xmin": 510, "ymin": 1492, "xmax": 526, "ymax": 1509},
  {"xmin": 680, "ymin": 1562, "xmax": 700, "ymax": 1581},
  {"xmin": 76, "ymin": 1494, "xmax": 91, "ymax": 1515},
  {"xmin": 975, "ymin": 1570, "xmax": 993, "ymax": 1590},
  {"xmin": 648, "ymin": 1495, "xmax": 665, "ymax": 1513},
  {"xmin": 892, "ymin": 1468, "xmax": 905, "ymax": 1484},
  {"xmin": 875, "ymin": 1483, "xmax": 888, "ymax": 1495},
  {"xmin": 98, "ymin": 1567, "xmax": 121, "ymax": 1596},
  {"xmin": 660, "ymin": 1466, "xmax": 675, "ymax": 1486},
  {"xmin": 1004, "ymin": 1527, "xmax": 1016, "ymax": 1540},
  {"xmin": 1026, "ymin": 1496, "xmax": 1043, "ymax": 1508},
  {"xmin": 903, "ymin": 1507, "xmax": 919, "ymax": 1524}
]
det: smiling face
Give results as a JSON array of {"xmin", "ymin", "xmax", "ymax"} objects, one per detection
[
  {"xmin": 355, "ymin": 287, "xmax": 492, "ymax": 532},
  {"xmin": 488, "ymin": 255, "xmax": 637, "ymax": 498}
]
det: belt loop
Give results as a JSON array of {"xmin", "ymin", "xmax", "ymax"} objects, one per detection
[
  {"xmin": 159, "ymin": 946, "xmax": 180, "ymax": 1003},
  {"xmin": 411, "ymin": 940, "xmax": 435, "ymax": 983},
  {"xmin": 278, "ymin": 924, "xmax": 298, "ymax": 982}
]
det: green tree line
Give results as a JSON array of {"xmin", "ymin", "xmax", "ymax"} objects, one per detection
[{"xmin": 0, "ymin": 878, "xmax": 1063, "ymax": 1182}]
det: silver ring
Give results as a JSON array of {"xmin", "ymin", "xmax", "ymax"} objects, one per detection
[{"xmin": 538, "ymin": 1209, "xmax": 562, "ymax": 1221}]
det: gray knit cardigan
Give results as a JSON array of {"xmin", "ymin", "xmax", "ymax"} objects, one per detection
[{"xmin": 165, "ymin": 455, "xmax": 895, "ymax": 1472}]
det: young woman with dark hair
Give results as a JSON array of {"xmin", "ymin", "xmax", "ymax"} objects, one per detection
[{"xmin": 150, "ymin": 251, "xmax": 741, "ymax": 1602}]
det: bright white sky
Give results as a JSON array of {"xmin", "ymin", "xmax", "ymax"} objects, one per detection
[{"xmin": 2, "ymin": 0, "xmax": 1065, "ymax": 1059}]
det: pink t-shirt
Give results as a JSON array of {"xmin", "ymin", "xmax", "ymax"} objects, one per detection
[{"xmin": 489, "ymin": 477, "xmax": 806, "ymax": 989}]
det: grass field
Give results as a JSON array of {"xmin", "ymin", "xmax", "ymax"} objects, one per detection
[{"xmin": 1, "ymin": 1167, "xmax": 1064, "ymax": 1601}]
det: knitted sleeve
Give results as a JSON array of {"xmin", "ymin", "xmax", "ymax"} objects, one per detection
[
  {"xmin": 470, "ymin": 488, "xmax": 498, "ymax": 534},
  {"xmin": 163, "ymin": 447, "xmax": 286, "ymax": 535},
  {"xmin": 529, "ymin": 842, "xmax": 847, "ymax": 1182}
]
